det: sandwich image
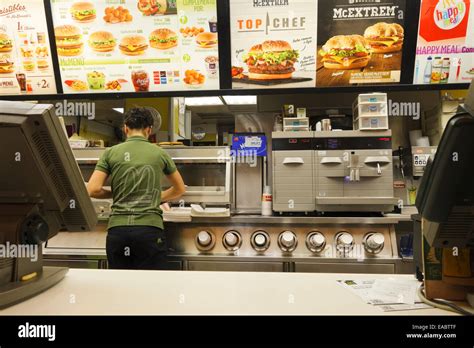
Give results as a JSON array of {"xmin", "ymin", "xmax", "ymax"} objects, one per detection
[
  {"xmin": 119, "ymin": 35, "xmax": 148, "ymax": 56},
  {"xmin": 319, "ymin": 35, "xmax": 371, "ymax": 70},
  {"xmin": 196, "ymin": 32, "xmax": 217, "ymax": 49},
  {"xmin": 243, "ymin": 40, "xmax": 299, "ymax": 80},
  {"xmin": 22, "ymin": 60, "xmax": 35, "ymax": 72},
  {"xmin": 89, "ymin": 31, "xmax": 117, "ymax": 52},
  {"xmin": 0, "ymin": 59, "xmax": 14, "ymax": 74},
  {"xmin": 149, "ymin": 28, "xmax": 178, "ymax": 49},
  {"xmin": 0, "ymin": 33, "xmax": 13, "ymax": 53},
  {"xmin": 138, "ymin": 0, "xmax": 167, "ymax": 16},
  {"xmin": 37, "ymin": 59, "xmax": 49, "ymax": 70},
  {"xmin": 55, "ymin": 25, "xmax": 84, "ymax": 57},
  {"xmin": 70, "ymin": 1, "xmax": 96, "ymax": 23},
  {"xmin": 364, "ymin": 22, "xmax": 404, "ymax": 53}
]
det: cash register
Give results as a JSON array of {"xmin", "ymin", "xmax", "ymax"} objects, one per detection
[
  {"xmin": 0, "ymin": 101, "xmax": 96, "ymax": 309},
  {"xmin": 416, "ymin": 83, "xmax": 474, "ymax": 307}
]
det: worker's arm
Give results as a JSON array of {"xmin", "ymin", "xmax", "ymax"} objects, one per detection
[
  {"xmin": 87, "ymin": 170, "xmax": 112, "ymax": 199},
  {"xmin": 161, "ymin": 170, "xmax": 186, "ymax": 202}
]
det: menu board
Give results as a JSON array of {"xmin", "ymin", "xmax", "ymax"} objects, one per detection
[
  {"xmin": 0, "ymin": 0, "xmax": 57, "ymax": 96},
  {"xmin": 413, "ymin": 0, "xmax": 474, "ymax": 85},
  {"xmin": 230, "ymin": 0, "xmax": 407, "ymax": 89},
  {"xmin": 230, "ymin": 0, "xmax": 318, "ymax": 89},
  {"xmin": 316, "ymin": 0, "xmax": 406, "ymax": 87},
  {"xmin": 50, "ymin": 0, "xmax": 219, "ymax": 94}
]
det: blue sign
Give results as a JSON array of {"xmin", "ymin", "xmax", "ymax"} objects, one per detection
[{"xmin": 231, "ymin": 134, "xmax": 267, "ymax": 157}]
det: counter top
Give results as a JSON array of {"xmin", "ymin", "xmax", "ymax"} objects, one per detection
[
  {"xmin": 0, "ymin": 270, "xmax": 453, "ymax": 315},
  {"xmin": 184, "ymin": 214, "xmax": 412, "ymax": 224},
  {"xmin": 169, "ymin": 206, "xmax": 417, "ymax": 224},
  {"xmin": 96, "ymin": 207, "xmax": 417, "ymax": 225}
]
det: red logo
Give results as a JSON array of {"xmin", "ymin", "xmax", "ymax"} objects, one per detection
[{"xmin": 419, "ymin": 0, "xmax": 470, "ymax": 42}]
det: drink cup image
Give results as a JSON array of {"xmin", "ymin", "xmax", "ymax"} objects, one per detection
[
  {"xmin": 132, "ymin": 70, "xmax": 150, "ymax": 92},
  {"xmin": 16, "ymin": 74, "xmax": 27, "ymax": 93}
]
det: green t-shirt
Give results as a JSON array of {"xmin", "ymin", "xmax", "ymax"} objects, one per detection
[{"xmin": 95, "ymin": 136, "xmax": 177, "ymax": 230}]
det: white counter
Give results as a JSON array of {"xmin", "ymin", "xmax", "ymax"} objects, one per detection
[{"xmin": 0, "ymin": 270, "xmax": 454, "ymax": 315}]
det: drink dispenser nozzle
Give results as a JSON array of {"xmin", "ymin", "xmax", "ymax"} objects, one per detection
[{"xmin": 349, "ymin": 153, "xmax": 360, "ymax": 182}]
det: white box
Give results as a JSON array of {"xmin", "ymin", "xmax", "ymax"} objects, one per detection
[
  {"xmin": 357, "ymin": 92, "xmax": 388, "ymax": 104},
  {"xmin": 354, "ymin": 116, "xmax": 389, "ymax": 130}
]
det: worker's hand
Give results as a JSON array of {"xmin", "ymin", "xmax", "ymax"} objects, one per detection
[{"xmin": 160, "ymin": 202, "xmax": 171, "ymax": 211}]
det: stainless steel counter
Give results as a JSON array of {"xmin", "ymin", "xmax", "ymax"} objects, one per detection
[
  {"xmin": 42, "ymin": 212, "xmax": 415, "ymax": 274},
  {"xmin": 181, "ymin": 214, "xmax": 412, "ymax": 225}
]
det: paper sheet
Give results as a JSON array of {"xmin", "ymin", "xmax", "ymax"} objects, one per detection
[
  {"xmin": 369, "ymin": 278, "xmax": 419, "ymax": 305},
  {"xmin": 337, "ymin": 278, "xmax": 432, "ymax": 311},
  {"xmin": 378, "ymin": 303, "xmax": 432, "ymax": 312}
]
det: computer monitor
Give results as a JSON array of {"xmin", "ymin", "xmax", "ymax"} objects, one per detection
[
  {"xmin": 415, "ymin": 84, "xmax": 474, "ymax": 302},
  {"xmin": 0, "ymin": 100, "xmax": 97, "ymax": 309}
]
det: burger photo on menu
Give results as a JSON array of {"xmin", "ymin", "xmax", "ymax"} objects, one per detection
[
  {"xmin": 55, "ymin": 25, "xmax": 84, "ymax": 57},
  {"xmin": 89, "ymin": 31, "xmax": 117, "ymax": 53},
  {"xmin": 149, "ymin": 28, "xmax": 178, "ymax": 50},
  {"xmin": 319, "ymin": 35, "xmax": 371, "ymax": 70},
  {"xmin": 0, "ymin": 59, "xmax": 14, "ymax": 74},
  {"xmin": 22, "ymin": 60, "xmax": 36, "ymax": 72},
  {"xmin": 316, "ymin": 0, "xmax": 405, "ymax": 86},
  {"xmin": 138, "ymin": 0, "xmax": 176, "ymax": 16},
  {"xmin": 119, "ymin": 35, "xmax": 148, "ymax": 56},
  {"xmin": 244, "ymin": 40, "xmax": 299, "ymax": 81},
  {"xmin": 37, "ymin": 59, "xmax": 49, "ymax": 71},
  {"xmin": 195, "ymin": 32, "xmax": 217, "ymax": 49},
  {"xmin": 0, "ymin": 33, "xmax": 13, "ymax": 53},
  {"xmin": 70, "ymin": 2, "xmax": 97, "ymax": 23},
  {"xmin": 364, "ymin": 22, "xmax": 404, "ymax": 54}
]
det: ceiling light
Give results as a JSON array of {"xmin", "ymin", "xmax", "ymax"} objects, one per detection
[
  {"xmin": 113, "ymin": 108, "xmax": 124, "ymax": 113},
  {"xmin": 185, "ymin": 97, "xmax": 223, "ymax": 106},
  {"xmin": 222, "ymin": 96, "xmax": 257, "ymax": 105}
]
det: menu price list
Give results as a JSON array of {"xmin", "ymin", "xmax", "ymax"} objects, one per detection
[
  {"xmin": 0, "ymin": 0, "xmax": 57, "ymax": 96},
  {"xmin": 50, "ymin": 0, "xmax": 220, "ymax": 94}
]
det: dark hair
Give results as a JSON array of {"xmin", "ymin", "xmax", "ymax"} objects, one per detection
[{"xmin": 123, "ymin": 107, "xmax": 156, "ymax": 130}]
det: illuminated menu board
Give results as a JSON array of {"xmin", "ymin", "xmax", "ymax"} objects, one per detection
[
  {"xmin": 230, "ymin": 0, "xmax": 318, "ymax": 89},
  {"xmin": 230, "ymin": 0, "xmax": 406, "ymax": 89},
  {"xmin": 50, "ymin": 0, "xmax": 219, "ymax": 94},
  {"xmin": 0, "ymin": 0, "xmax": 57, "ymax": 96},
  {"xmin": 316, "ymin": 0, "xmax": 406, "ymax": 87},
  {"xmin": 413, "ymin": 0, "xmax": 474, "ymax": 85}
]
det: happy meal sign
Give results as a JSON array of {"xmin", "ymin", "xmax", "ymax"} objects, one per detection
[{"xmin": 420, "ymin": 0, "xmax": 471, "ymax": 41}]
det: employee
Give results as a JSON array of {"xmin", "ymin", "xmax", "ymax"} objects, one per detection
[{"xmin": 87, "ymin": 107, "xmax": 186, "ymax": 270}]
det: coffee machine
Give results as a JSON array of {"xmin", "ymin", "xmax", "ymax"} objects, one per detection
[{"xmin": 313, "ymin": 130, "xmax": 398, "ymax": 213}]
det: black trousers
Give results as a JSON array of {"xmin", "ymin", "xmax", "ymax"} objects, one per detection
[{"xmin": 106, "ymin": 226, "xmax": 169, "ymax": 270}]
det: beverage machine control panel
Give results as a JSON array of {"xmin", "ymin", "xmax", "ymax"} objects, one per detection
[{"xmin": 412, "ymin": 146, "xmax": 437, "ymax": 177}]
